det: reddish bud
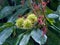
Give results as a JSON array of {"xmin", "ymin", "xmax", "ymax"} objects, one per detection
[
  {"xmin": 42, "ymin": 2, "xmax": 47, "ymax": 11},
  {"xmin": 38, "ymin": 15, "xmax": 45, "ymax": 25},
  {"xmin": 42, "ymin": 2, "xmax": 47, "ymax": 7},
  {"xmin": 33, "ymin": 3, "xmax": 40, "ymax": 10},
  {"xmin": 24, "ymin": 15, "xmax": 27, "ymax": 18},
  {"xmin": 18, "ymin": 15, "xmax": 22, "ymax": 18},
  {"xmin": 38, "ymin": 18, "xmax": 44, "ymax": 25}
]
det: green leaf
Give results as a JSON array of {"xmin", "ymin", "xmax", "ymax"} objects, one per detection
[
  {"xmin": 8, "ymin": 7, "xmax": 29, "ymax": 22},
  {"xmin": 2, "ymin": 28, "xmax": 25, "ymax": 45},
  {"xmin": 19, "ymin": 33, "xmax": 30, "ymax": 45},
  {"xmin": 0, "ymin": 7, "xmax": 29, "ymax": 31},
  {"xmin": 57, "ymin": 5, "xmax": 60, "ymax": 15},
  {"xmin": 45, "ymin": 7, "xmax": 53, "ymax": 15},
  {"xmin": 15, "ymin": 33, "xmax": 24, "ymax": 45},
  {"xmin": 50, "ymin": 25, "xmax": 60, "ymax": 32},
  {"xmin": 0, "ymin": 27, "xmax": 13, "ymax": 45},
  {"xmin": 0, "ymin": 6, "xmax": 13, "ymax": 19},
  {"xmin": 31, "ymin": 29, "xmax": 47, "ymax": 45},
  {"xmin": 0, "ymin": 5, "xmax": 22, "ymax": 19},
  {"xmin": 47, "ymin": 14, "xmax": 59, "ymax": 19},
  {"xmin": 59, "ymin": 17, "xmax": 60, "ymax": 21},
  {"xmin": 0, "ymin": 22, "xmax": 14, "ymax": 32},
  {"xmin": 47, "ymin": 29, "xmax": 60, "ymax": 45},
  {"xmin": 48, "ymin": 24, "xmax": 60, "ymax": 37},
  {"xmin": 46, "ymin": 18, "xmax": 55, "ymax": 25},
  {"xmin": 4, "ymin": 22, "xmax": 14, "ymax": 27}
]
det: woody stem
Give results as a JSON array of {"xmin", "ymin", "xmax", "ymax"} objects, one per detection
[{"xmin": 38, "ymin": 0, "xmax": 47, "ymax": 26}]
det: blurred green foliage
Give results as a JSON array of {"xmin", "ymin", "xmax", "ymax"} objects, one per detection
[{"xmin": 0, "ymin": 0, "xmax": 60, "ymax": 45}]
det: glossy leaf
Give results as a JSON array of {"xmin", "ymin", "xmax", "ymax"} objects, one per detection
[
  {"xmin": 45, "ymin": 7, "xmax": 53, "ymax": 15},
  {"xmin": 31, "ymin": 29, "xmax": 47, "ymax": 45},
  {"xmin": 19, "ymin": 33, "xmax": 30, "ymax": 45},
  {"xmin": 59, "ymin": 17, "xmax": 60, "ymax": 21},
  {"xmin": 51, "ymin": 25, "xmax": 60, "ymax": 32},
  {"xmin": 0, "ymin": 22, "xmax": 14, "ymax": 32},
  {"xmin": 0, "ymin": 5, "xmax": 22, "ymax": 19},
  {"xmin": 15, "ymin": 33, "xmax": 24, "ymax": 45},
  {"xmin": 0, "ymin": 27, "xmax": 13, "ymax": 45},
  {"xmin": 8, "ymin": 7, "xmax": 29, "ymax": 22},
  {"xmin": 0, "ymin": 6, "xmax": 13, "ymax": 19},
  {"xmin": 57, "ymin": 5, "xmax": 60, "ymax": 15},
  {"xmin": 47, "ymin": 14, "xmax": 59, "ymax": 19},
  {"xmin": 47, "ymin": 29, "xmax": 60, "ymax": 45}
]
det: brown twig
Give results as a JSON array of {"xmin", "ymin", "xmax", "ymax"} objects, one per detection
[{"xmin": 38, "ymin": 0, "xmax": 47, "ymax": 26}]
